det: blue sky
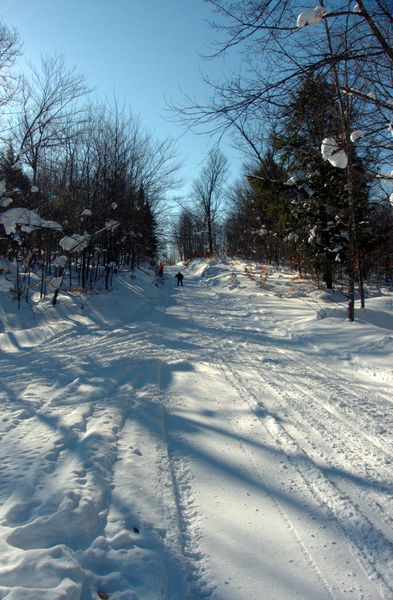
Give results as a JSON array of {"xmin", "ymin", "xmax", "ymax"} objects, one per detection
[{"xmin": 0, "ymin": 0, "xmax": 245, "ymax": 198}]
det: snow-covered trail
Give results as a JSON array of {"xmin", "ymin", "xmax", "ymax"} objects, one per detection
[
  {"xmin": 160, "ymin": 272, "xmax": 393, "ymax": 600},
  {"xmin": 0, "ymin": 275, "xmax": 197, "ymax": 599},
  {"xmin": 0, "ymin": 264, "xmax": 392, "ymax": 599}
]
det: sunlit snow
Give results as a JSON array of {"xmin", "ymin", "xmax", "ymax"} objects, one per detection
[
  {"xmin": 0, "ymin": 259, "xmax": 392, "ymax": 599},
  {"xmin": 321, "ymin": 137, "xmax": 348, "ymax": 169}
]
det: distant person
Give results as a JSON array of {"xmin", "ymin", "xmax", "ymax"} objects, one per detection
[
  {"xmin": 158, "ymin": 262, "xmax": 164, "ymax": 278},
  {"xmin": 175, "ymin": 271, "xmax": 184, "ymax": 286}
]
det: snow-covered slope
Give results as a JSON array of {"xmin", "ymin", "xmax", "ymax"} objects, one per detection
[{"xmin": 0, "ymin": 259, "xmax": 392, "ymax": 599}]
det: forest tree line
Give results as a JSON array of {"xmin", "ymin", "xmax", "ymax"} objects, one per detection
[
  {"xmin": 1, "ymin": 2, "xmax": 392, "ymax": 320},
  {"xmin": 0, "ymin": 27, "xmax": 179, "ymax": 303},
  {"xmin": 173, "ymin": 0, "xmax": 393, "ymax": 320}
]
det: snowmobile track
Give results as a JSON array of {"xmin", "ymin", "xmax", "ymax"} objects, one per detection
[
  {"xmin": 218, "ymin": 356, "xmax": 393, "ymax": 598},
  {"xmin": 180, "ymin": 282, "xmax": 393, "ymax": 599}
]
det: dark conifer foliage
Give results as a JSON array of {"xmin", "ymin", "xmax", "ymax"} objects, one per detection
[
  {"xmin": 0, "ymin": 144, "xmax": 31, "ymax": 200},
  {"xmin": 221, "ymin": 64, "xmax": 392, "ymax": 298}
]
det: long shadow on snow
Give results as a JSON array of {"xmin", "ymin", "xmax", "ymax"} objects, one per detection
[
  {"xmin": 127, "ymin": 392, "xmax": 393, "ymax": 599},
  {"xmin": 2, "ymin": 280, "xmax": 392, "ymax": 597},
  {"xmin": 2, "ymin": 372, "xmax": 392, "ymax": 598}
]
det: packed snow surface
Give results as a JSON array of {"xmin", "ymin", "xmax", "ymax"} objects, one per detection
[{"xmin": 0, "ymin": 259, "xmax": 392, "ymax": 599}]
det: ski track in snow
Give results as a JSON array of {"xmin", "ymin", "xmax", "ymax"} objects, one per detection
[
  {"xmin": 175, "ymin": 275, "xmax": 393, "ymax": 599},
  {"xmin": 0, "ymin": 263, "xmax": 392, "ymax": 599},
  {"xmin": 0, "ymin": 276, "xmax": 212, "ymax": 599}
]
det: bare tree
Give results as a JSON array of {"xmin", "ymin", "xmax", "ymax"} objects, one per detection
[
  {"xmin": 192, "ymin": 147, "xmax": 228, "ymax": 255},
  {"xmin": 173, "ymin": 209, "xmax": 205, "ymax": 260},
  {"xmin": 0, "ymin": 21, "xmax": 20, "ymax": 117},
  {"xmin": 173, "ymin": 1, "xmax": 392, "ymax": 162},
  {"xmin": 17, "ymin": 54, "xmax": 89, "ymax": 184}
]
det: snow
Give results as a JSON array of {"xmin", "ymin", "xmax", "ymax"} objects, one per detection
[
  {"xmin": 321, "ymin": 138, "xmax": 339, "ymax": 159},
  {"xmin": 286, "ymin": 232, "xmax": 299, "ymax": 242},
  {"xmin": 0, "ymin": 198, "xmax": 13, "ymax": 208},
  {"xmin": 0, "ymin": 259, "xmax": 392, "ymax": 599},
  {"xmin": 53, "ymin": 256, "xmax": 68, "ymax": 269},
  {"xmin": 321, "ymin": 138, "xmax": 348, "ymax": 169},
  {"xmin": 48, "ymin": 276, "xmax": 63, "ymax": 288},
  {"xmin": 103, "ymin": 220, "xmax": 119, "ymax": 233},
  {"xmin": 59, "ymin": 234, "xmax": 90, "ymax": 253},
  {"xmin": 350, "ymin": 129, "xmax": 365, "ymax": 142},
  {"xmin": 296, "ymin": 5, "xmax": 325, "ymax": 28},
  {"xmin": 0, "ymin": 208, "xmax": 62, "ymax": 236},
  {"xmin": 308, "ymin": 225, "xmax": 317, "ymax": 243}
]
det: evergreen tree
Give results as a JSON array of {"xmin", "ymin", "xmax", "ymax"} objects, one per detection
[
  {"xmin": 274, "ymin": 77, "xmax": 371, "ymax": 289},
  {"xmin": 226, "ymin": 151, "xmax": 293, "ymax": 263},
  {"xmin": 0, "ymin": 143, "xmax": 32, "ymax": 202}
]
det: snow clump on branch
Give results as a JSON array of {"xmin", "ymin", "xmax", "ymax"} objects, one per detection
[
  {"xmin": 296, "ymin": 5, "xmax": 325, "ymax": 28},
  {"xmin": 105, "ymin": 219, "xmax": 119, "ymax": 232},
  {"xmin": 286, "ymin": 175, "xmax": 299, "ymax": 185},
  {"xmin": 308, "ymin": 226, "xmax": 317, "ymax": 243},
  {"xmin": 59, "ymin": 234, "xmax": 90, "ymax": 252},
  {"xmin": 53, "ymin": 255, "xmax": 68, "ymax": 268},
  {"xmin": 0, "ymin": 208, "xmax": 62, "ymax": 236},
  {"xmin": 286, "ymin": 232, "xmax": 299, "ymax": 243},
  {"xmin": 0, "ymin": 197, "xmax": 13, "ymax": 208},
  {"xmin": 98, "ymin": 219, "xmax": 120, "ymax": 233},
  {"xmin": 321, "ymin": 138, "xmax": 348, "ymax": 169},
  {"xmin": 350, "ymin": 130, "xmax": 365, "ymax": 142},
  {"xmin": 0, "ymin": 180, "xmax": 13, "ymax": 207},
  {"xmin": 49, "ymin": 276, "xmax": 63, "ymax": 288}
]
